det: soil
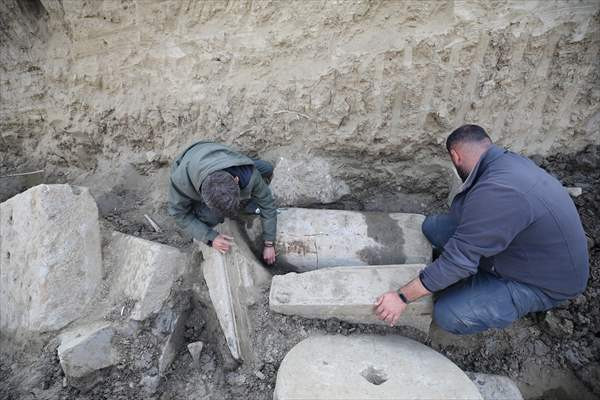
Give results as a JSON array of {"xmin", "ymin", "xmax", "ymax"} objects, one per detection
[{"xmin": 1, "ymin": 145, "xmax": 598, "ymax": 400}]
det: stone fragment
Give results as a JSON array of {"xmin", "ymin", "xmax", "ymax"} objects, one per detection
[
  {"xmin": 0, "ymin": 184, "xmax": 103, "ymax": 335},
  {"xmin": 269, "ymin": 155, "xmax": 350, "ymax": 206},
  {"xmin": 105, "ymin": 231, "xmax": 190, "ymax": 321},
  {"xmin": 158, "ymin": 309, "xmax": 189, "ymax": 375},
  {"xmin": 199, "ymin": 220, "xmax": 272, "ymax": 363},
  {"xmin": 187, "ymin": 341, "xmax": 204, "ymax": 367},
  {"xmin": 58, "ymin": 322, "xmax": 117, "ymax": 379},
  {"xmin": 466, "ymin": 372, "xmax": 524, "ymax": 400},
  {"xmin": 245, "ymin": 208, "xmax": 431, "ymax": 272},
  {"xmin": 566, "ymin": 186, "xmax": 582, "ymax": 197},
  {"xmin": 139, "ymin": 374, "xmax": 160, "ymax": 394},
  {"xmin": 270, "ymin": 264, "xmax": 432, "ymax": 333},
  {"xmin": 274, "ymin": 335, "xmax": 483, "ymax": 400}
]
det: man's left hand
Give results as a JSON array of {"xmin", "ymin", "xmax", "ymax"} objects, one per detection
[
  {"xmin": 263, "ymin": 246, "xmax": 276, "ymax": 265},
  {"xmin": 375, "ymin": 291, "xmax": 407, "ymax": 327}
]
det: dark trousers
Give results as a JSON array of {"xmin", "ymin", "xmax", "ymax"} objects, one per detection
[
  {"xmin": 422, "ymin": 214, "xmax": 560, "ymax": 335},
  {"xmin": 193, "ymin": 159, "xmax": 273, "ymax": 227}
]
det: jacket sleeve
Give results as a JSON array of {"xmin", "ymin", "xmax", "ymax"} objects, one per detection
[
  {"xmin": 420, "ymin": 183, "xmax": 534, "ymax": 292},
  {"xmin": 167, "ymin": 182, "xmax": 219, "ymax": 244},
  {"xmin": 250, "ymin": 171, "xmax": 277, "ymax": 242}
]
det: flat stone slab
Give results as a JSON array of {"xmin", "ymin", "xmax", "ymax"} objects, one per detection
[
  {"xmin": 467, "ymin": 372, "xmax": 524, "ymax": 400},
  {"xmin": 105, "ymin": 231, "xmax": 190, "ymax": 321},
  {"xmin": 274, "ymin": 335, "xmax": 483, "ymax": 400},
  {"xmin": 245, "ymin": 208, "xmax": 431, "ymax": 272},
  {"xmin": 0, "ymin": 184, "xmax": 103, "ymax": 335},
  {"xmin": 58, "ymin": 322, "xmax": 117, "ymax": 379},
  {"xmin": 270, "ymin": 264, "xmax": 432, "ymax": 333},
  {"xmin": 199, "ymin": 220, "xmax": 271, "ymax": 363}
]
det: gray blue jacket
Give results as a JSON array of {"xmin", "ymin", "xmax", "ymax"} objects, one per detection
[{"xmin": 420, "ymin": 145, "xmax": 589, "ymax": 301}]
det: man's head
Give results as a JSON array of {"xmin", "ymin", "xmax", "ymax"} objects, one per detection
[
  {"xmin": 446, "ymin": 124, "xmax": 493, "ymax": 182},
  {"xmin": 201, "ymin": 171, "xmax": 240, "ymax": 218}
]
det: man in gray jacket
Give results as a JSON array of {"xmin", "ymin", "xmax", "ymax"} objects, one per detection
[
  {"xmin": 375, "ymin": 125, "xmax": 589, "ymax": 333},
  {"xmin": 168, "ymin": 142, "xmax": 277, "ymax": 264}
]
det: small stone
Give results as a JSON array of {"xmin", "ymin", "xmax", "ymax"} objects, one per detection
[
  {"xmin": 139, "ymin": 374, "xmax": 160, "ymax": 394},
  {"xmin": 225, "ymin": 372, "xmax": 247, "ymax": 386},
  {"xmin": 565, "ymin": 187, "xmax": 582, "ymax": 197},
  {"xmin": 534, "ymin": 340, "xmax": 549, "ymax": 356},
  {"xmin": 254, "ymin": 370, "xmax": 266, "ymax": 380},
  {"xmin": 187, "ymin": 341, "xmax": 204, "ymax": 366}
]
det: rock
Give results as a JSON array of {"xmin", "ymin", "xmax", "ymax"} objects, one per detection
[
  {"xmin": 269, "ymin": 155, "xmax": 350, "ymax": 206},
  {"xmin": 245, "ymin": 208, "xmax": 431, "ymax": 272},
  {"xmin": 187, "ymin": 341, "xmax": 204, "ymax": 367},
  {"xmin": 104, "ymin": 231, "xmax": 191, "ymax": 321},
  {"xmin": 158, "ymin": 309, "xmax": 190, "ymax": 375},
  {"xmin": 58, "ymin": 322, "xmax": 117, "ymax": 379},
  {"xmin": 544, "ymin": 311, "xmax": 573, "ymax": 336},
  {"xmin": 565, "ymin": 186, "xmax": 582, "ymax": 197},
  {"xmin": 274, "ymin": 335, "xmax": 483, "ymax": 400},
  {"xmin": 139, "ymin": 374, "xmax": 160, "ymax": 394},
  {"xmin": 0, "ymin": 184, "xmax": 103, "ymax": 336},
  {"xmin": 534, "ymin": 340, "xmax": 550, "ymax": 356},
  {"xmin": 199, "ymin": 220, "xmax": 272, "ymax": 363},
  {"xmin": 466, "ymin": 372, "xmax": 524, "ymax": 400},
  {"xmin": 270, "ymin": 264, "xmax": 432, "ymax": 333}
]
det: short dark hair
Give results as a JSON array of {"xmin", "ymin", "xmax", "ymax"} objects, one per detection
[
  {"xmin": 446, "ymin": 124, "xmax": 492, "ymax": 152},
  {"xmin": 201, "ymin": 171, "xmax": 240, "ymax": 217}
]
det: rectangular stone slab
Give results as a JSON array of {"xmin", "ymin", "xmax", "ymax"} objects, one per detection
[
  {"xmin": 270, "ymin": 264, "xmax": 432, "ymax": 333},
  {"xmin": 200, "ymin": 220, "xmax": 272, "ymax": 364},
  {"xmin": 244, "ymin": 208, "xmax": 432, "ymax": 272}
]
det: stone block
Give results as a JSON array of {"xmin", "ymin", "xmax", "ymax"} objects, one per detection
[
  {"xmin": 270, "ymin": 264, "xmax": 432, "ymax": 333},
  {"xmin": 0, "ymin": 184, "xmax": 102, "ymax": 335},
  {"xmin": 158, "ymin": 309, "xmax": 189, "ymax": 375},
  {"xmin": 58, "ymin": 322, "xmax": 117, "ymax": 379},
  {"xmin": 466, "ymin": 372, "xmax": 524, "ymax": 400},
  {"xmin": 104, "ymin": 231, "xmax": 190, "ymax": 321},
  {"xmin": 245, "ymin": 208, "xmax": 431, "ymax": 272},
  {"xmin": 199, "ymin": 220, "xmax": 272, "ymax": 363},
  {"xmin": 269, "ymin": 155, "xmax": 350, "ymax": 206},
  {"xmin": 274, "ymin": 335, "xmax": 483, "ymax": 400}
]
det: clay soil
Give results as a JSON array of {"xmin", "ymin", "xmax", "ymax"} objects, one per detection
[{"xmin": 1, "ymin": 145, "xmax": 599, "ymax": 400}]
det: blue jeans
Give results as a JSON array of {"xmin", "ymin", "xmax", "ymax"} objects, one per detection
[{"xmin": 422, "ymin": 214, "xmax": 560, "ymax": 335}]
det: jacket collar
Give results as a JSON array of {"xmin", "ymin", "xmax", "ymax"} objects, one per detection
[{"xmin": 459, "ymin": 144, "xmax": 506, "ymax": 192}]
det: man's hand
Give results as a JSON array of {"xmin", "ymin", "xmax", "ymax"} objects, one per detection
[
  {"xmin": 263, "ymin": 245, "xmax": 276, "ymax": 265},
  {"xmin": 212, "ymin": 234, "xmax": 234, "ymax": 254},
  {"xmin": 374, "ymin": 291, "xmax": 407, "ymax": 327}
]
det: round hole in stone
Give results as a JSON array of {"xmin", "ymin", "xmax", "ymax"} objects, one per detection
[
  {"xmin": 6, "ymin": 251, "xmax": 10, "ymax": 260},
  {"xmin": 360, "ymin": 366, "xmax": 388, "ymax": 386}
]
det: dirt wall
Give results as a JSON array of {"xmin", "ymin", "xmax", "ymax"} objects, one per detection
[{"xmin": 1, "ymin": 0, "xmax": 599, "ymax": 205}]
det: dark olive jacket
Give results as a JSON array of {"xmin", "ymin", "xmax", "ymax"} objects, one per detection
[{"xmin": 167, "ymin": 142, "xmax": 277, "ymax": 243}]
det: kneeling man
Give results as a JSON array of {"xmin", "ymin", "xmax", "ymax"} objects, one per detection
[
  {"xmin": 376, "ymin": 125, "xmax": 589, "ymax": 334},
  {"xmin": 168, "ymin": 141, "xmax": 277, "ymax": 264}
]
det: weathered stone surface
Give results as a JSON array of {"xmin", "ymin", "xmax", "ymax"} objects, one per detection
[
  {"xmin": 245, "ymin": 208, "xmax": 431, "ymax": 272},
  {"xmin": 270, "ymin": 264, "xmax": 432, "ymax": 333},
  {"xmin": 0, "ymin": 184, "xmax": 102, "ymax": 335},
  {"xmin": 269, "ymin": 155, "xmax": 350, "ymax": 206},
  {"xmin": 158, "ymin": 309, "xmax": 189, "ymax": 375},
  {"xmin": 187, "ymin": 341, "xmax": 204, "ymax": 367},
  {"xmin": 274, "ymin": 335, "xmax": 483, "ymax": 400},
  {"xmin": 467, "ymin": 372, "xmax": 524, "ymax": 400},
  {"xmin": 199, "ymin": 220, "xmax": 272, "ymax": 363},
  {"xmin": 105, "ymin": 231, "xmax": 190, "ymax": 321},
  {"xmin": 58, "ymin": 322, "xmax": 117, "ymax": 379}
]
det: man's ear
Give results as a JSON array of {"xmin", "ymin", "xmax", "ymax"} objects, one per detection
[{"xmin": 450, "ymin": 148, "xmax": 460, "ymax": 164}]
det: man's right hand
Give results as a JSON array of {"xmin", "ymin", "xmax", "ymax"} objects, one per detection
[{"xmin": 212, "ymin": 234, "xmax": 234, "ymax": 254}]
